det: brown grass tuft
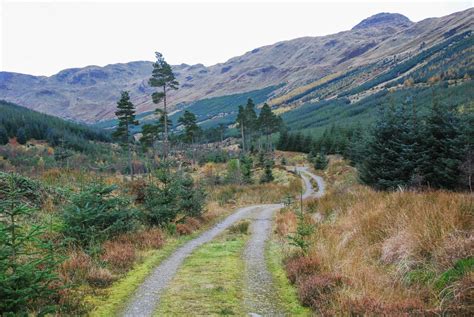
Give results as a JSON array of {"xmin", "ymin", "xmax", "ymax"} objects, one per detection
[
  {"xmin": 59, "ymin": 250, "xmax": 92, "ymax": 284},
  {"xmin": 176, "ymin": 223, "xmax": 193, "ymax": 235},
  {"xmin": 101, "ymin": 241, "xmax": 136, "ymax": 271},
  {"xmin": 86, "ymin": 267, "xmax": 115, "ymax": 288},
  {"xmin": 275, "ymin": 209, "xmax": 297, "ymax": 237}
]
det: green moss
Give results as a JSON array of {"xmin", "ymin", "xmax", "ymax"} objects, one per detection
[
  {"xmin": 154, "ymin": 234, "xmax": 247, "ymax": 316},
  {"xmin": 266, "ymin": 239, "xmax": 311, "ymax": 316}
]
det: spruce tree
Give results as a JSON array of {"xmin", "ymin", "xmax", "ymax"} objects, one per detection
[
  {"xmin": 260, "ymin": 158, "xmax": 275, "ymax": 183},
  {"xmin": 359, "ymin": 104, "xmax": 407, "ymax": 190},
  {"xmin": 0, "ymin": 126, "xmax": 9, "ymax": 145},
  {"xmin": 0, "ymin": 174, "xmax": 58, "ymax": 315},
  {"xmin": 313, "ymin": 153, "xmax": 328, "ymax": 170},
  {"xmin": 113, "ymin": 91, "xmax": 138, "ymax": 180},
  {"xmin": 418, "ymin": 96, "xmax": 463, "ymax": 189},
  {"xmin": 240, "ymin": 155, "xmax": 253, "ymax": 184},
  {"xmin": 149, "ymin": 52, "xmax": 179, "ymax": 158},
  {"xmin": 16, "ymin": 127, "xmax": 27, "ymax": 145}
]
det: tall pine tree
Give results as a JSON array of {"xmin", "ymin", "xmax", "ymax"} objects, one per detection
[
  {"xmin": 113, "ymin": 91, "xmax": 138, "ymax": 180},
  {"xmin": 149, "ymin": 52, "xmax": 179, "ymax": 158}
]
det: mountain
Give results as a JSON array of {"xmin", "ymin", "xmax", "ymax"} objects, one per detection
[{"xmin": 0, "ymin": 8, "xmax": 472, "ymax": 124}]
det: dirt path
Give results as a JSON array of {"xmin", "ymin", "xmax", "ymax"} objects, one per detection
[
  {"xmin": 121, "ymin": 167, "xmax": 325, "ymax": 317},
  {"xmin": 121, "ymin": 205, "xmax": 266, "ymax": 317},
  {"xmin": 242, "ymin": 167, "xmax": 324, "ymax": 316}
]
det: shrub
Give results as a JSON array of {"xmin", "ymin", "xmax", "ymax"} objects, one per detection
[
  {"xmin": 62, "ymin": 184, "xmax": 137, "ymax": 247},
  {"xmin": 176, "ymin": 223, "xmax": 193, "ymax": 235},
  {"xmin": 177, "ymin": 173, "xmax": 206, "ymax": 218},
  {"xmin": 228, "ymin": 220, "xmax": 250, "ymax": 234},
  {"xmin": 59, "ymin": 250, "xmax": 92, "ymax": 284},
  {"xmin": 86, "ymin": 267, "xmax": 115, "ymax": 288},
  {"xmin": 297, "ymin": 273, "xmax": 344, "ymax": 310},
  {"xmin": 285, "ymin": 256, "xmax": 321, "ymax": 284},
  {"xmin": 101, "ymin": 241, "xmax": 136, "ymax": 271},
  {"xmin": 133, "ymin": 229, "xmax": 165, "ymax": 250}
]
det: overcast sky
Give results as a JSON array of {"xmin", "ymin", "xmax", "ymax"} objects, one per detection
[{"xmin": 1, "ymin": 0, "xmax": 472, "ymax": 76}]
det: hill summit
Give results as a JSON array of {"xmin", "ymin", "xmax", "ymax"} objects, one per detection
[{"xmin": 352, "ymin": 12, "xmax": 413, "ymax": 30}]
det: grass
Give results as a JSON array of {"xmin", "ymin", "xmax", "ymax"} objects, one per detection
[
  {"xmin": 87, "ymin": 235, "xmax": 195, "ymax": 316},
  {"xmin": 278, "ymin": 156, "xmax": 474, "ymax": 315},
  {"xmin": 154, "ymin": 233, "xmax": 248, "ymax": 316},
  {"xmin": 266, "ymin": 239, "xmax": 311, "ymax": 316}
]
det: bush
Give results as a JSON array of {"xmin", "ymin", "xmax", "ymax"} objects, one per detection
[
  {"xmin": 59, "ymin": 250, "xmax": 92, "ymax": 284},
  {"xmin": 285, "ymin": 256, "xmax": 321, "ymax": 284},
  {"xmin": 62, "ymin": 184, "xmax": 137, "ymax": 247},
  {"xmin": 86, "ymin": 267, "xmax": 115, "ymax": 288},
  {"xmin": 176, "ymin": 223, "xmax": 193, "ymax": 235},
  {"xmin": 101, "ymin": 241, "xmax": 136, "ymax": 271},
  {"xmin": 297, "ymin": 273, "xmax": 344, "ymax": 310}
]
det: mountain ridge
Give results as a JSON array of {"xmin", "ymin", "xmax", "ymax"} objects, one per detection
[{"xmin": 0, "ymin": 8, "xmax": 472, "ymax": 123}]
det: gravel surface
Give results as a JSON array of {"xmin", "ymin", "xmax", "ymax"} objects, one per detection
[
  {"xmin": 244, "ymin": 204, "xmax": 285, "ymax": 316},
  {"xmin": 243, "ymin": 168, "xmax": 324, "ymax": 316},
  {"xmin": 297, "ymin": 166, "xmax": 325, "ymax": 199},
  {"xmin": 122, "ymin": 167, "xmax": 325, "ymax": 317},
  {"xmin": 121, "ymin": 205, "xmax": 266, "ymax": 317}
]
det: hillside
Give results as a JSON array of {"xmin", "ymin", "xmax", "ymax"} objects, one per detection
[
  {"xmin": 0, "ymin": 100, "xmax": 110, "ymax": 150},
  {"xmin": 0, "ymin": 8, "xmax": 472, "ymax": 124}
]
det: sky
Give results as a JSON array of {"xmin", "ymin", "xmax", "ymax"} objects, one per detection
[{"xmin": 1, "ymin": 0, "xmax": 472, "ymax": 76}]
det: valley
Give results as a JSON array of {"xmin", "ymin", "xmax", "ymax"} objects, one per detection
[{"xmin": 0, "ymin": 4, "xmax": 473, "ymax": 317}]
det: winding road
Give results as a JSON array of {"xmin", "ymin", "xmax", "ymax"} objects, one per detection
[{"xmin": 121, "ymin": 166, "xmax": 325, "ymax": 317}]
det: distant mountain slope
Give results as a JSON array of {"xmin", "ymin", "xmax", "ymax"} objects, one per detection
[
  {"xmin": 0, "ymin": 100, "xmax": 110, "ymax": 152},
  {"xmin": 0, "ymin": 8, "xmax": 472, "ymax": 123}
]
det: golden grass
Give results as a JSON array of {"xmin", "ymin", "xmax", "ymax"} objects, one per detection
[{"xmin": 282, "ymin": 156, "xmax": 473, "ymax": 314}]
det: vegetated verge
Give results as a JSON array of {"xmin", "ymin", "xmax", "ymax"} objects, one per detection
[{"xmin": 275, "ymin": 156, "xmax": 472, "ymax": 315}]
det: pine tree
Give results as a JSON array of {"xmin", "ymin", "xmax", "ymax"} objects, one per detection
[
  {"xmin": 418, "ymin": 96, "xmax": 463, "ymax": 189},
  {"xmin": 313, "ymin": 153, "xmax": 328, "ymax": 170},
  {"xmin": 177, "ymin": 172, "xmax": 206, "ymax": 217},
  {"xmin": 149, "ymin": 52, "xmax": 179, "ymax": 158},
  {"xmin": 0, "ymin": 126, "xmax": 8, "ymax": 145},
  {"xmin": 359, "ymin": 104, "xmax": 407, "ymax": 190},
  {"xmin": 244, "ymin": 98, "xmax": 258, "ymax": 151},
  {"xmin": 240, "ymin": 155, "xmax": 253, "ymax": 184},
  {"xmin": 260, "ymin": 158, "xmax": 275, "ymax": 183},
  {"xmin": 258, "ymin": 103, "xmax": 282, "ymax": 152},
  {"xmin": 178, "ymin": 110, "xmax": 201, "ymax": 143},
  {"xmin": 236, "ymin": 105, "xmax": 247, "ymax": 152},
  {"xmin": 113, "ymin": 91, "xmax": 138, "ymax": 180},
  {"xmin": 16, "ymin": 127, "xmax": 27, "ymax": 145}
]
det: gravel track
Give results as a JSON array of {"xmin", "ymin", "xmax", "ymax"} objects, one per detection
[
  {"xmin": 121, "ymin": 167, "xmax": 325, "ymax": 317},
  {"xmin": 243, "ymin": 204, "xmax": 285, "ymax": 316},
  {"xmin": 242, "ymin": 168, "xmax": 324, "ymax": 316},
  {"xmin": 121, "ymin": 205, "xmax": 266, "ymax": 317}
]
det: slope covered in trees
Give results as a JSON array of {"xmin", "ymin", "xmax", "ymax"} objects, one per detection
[{"xmin": 0, "ymin": 100, "xmax": 110, "ymax": 152}]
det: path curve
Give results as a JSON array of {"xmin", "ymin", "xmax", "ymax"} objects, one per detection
[{"xmin": 121, "ymin": 167, "xmax": 325, "ymax": 317}]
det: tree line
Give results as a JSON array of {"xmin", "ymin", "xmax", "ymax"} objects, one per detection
[{"xmin": 278, "ymin": 93, "xmax": 473, "ymax": 191}]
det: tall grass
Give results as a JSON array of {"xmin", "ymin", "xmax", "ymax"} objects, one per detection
[{"xmin": 281, "ymin": 156, "xmax": 473, "ymax": 315}]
